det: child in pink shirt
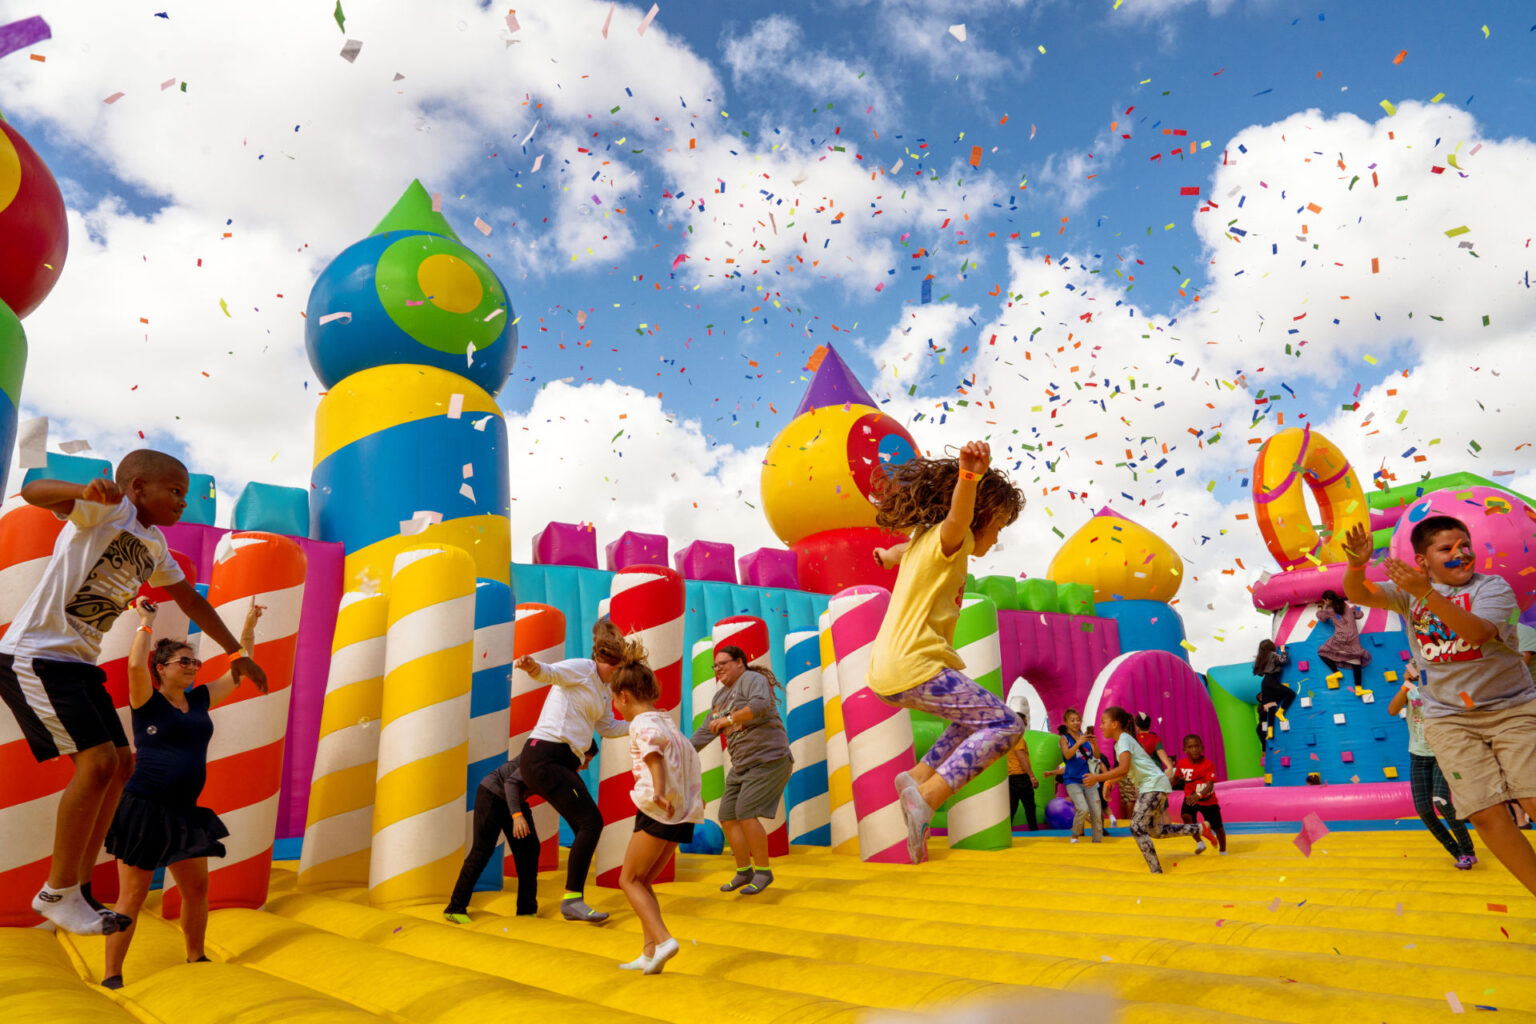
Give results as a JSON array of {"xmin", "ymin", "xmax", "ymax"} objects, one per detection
[{"xmin": 608, "ymin": 641, "xmax": 703, "ymax": 975}]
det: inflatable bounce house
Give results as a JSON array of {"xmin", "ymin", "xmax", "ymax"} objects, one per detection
[{"xmin": 7, "ymin": 116, "xmax": 1536, "ymax": 1019}]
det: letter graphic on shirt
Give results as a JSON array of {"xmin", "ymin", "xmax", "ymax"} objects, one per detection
[
  {"xmin": 65, "ymin": 531, "xmax": 155, "ymax": 638},
  {"xmin": 1412, "ymin": 595, "xmax": 1479, "ymax": 664}
]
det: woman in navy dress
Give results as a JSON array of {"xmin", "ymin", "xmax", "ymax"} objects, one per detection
[{"xmin": 101, "ymin": 598, "xmax": 261, "ymax": 989}]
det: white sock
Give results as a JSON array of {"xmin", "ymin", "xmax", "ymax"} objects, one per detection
[{"xmin": 33, "ymin": 885, "xmax": 110, "ymax": 935}]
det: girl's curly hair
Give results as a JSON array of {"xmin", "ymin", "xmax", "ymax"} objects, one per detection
[{"xmin": 873, "ymin": 454, "xmax": 1024, "ymax": 535}]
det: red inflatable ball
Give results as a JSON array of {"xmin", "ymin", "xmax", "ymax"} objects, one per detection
[{"xmin": 0, "ymin": 116, "xmax": 68, "ymax": 319}]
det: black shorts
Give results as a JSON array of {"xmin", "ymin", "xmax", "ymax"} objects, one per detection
[
  {"xmin": 634, "ymin": 810, "xmax": 694, "ymax": 845},
  {"xmin": 1182, "ymin": 802, "xmax": 1223, "ymax": 829},
  {"xmin": 0, "ymin": 653, "xmax": 126, "ymax": 761}
]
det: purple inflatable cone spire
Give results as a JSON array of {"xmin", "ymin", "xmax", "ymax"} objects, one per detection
[{"xmin": 793, "ymin": 344, "xmax": 877, "ymax": 416}]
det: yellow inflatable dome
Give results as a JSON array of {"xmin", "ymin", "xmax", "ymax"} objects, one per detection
[{"xmin": 1048, "ymin": 506, "xmax": 1183, "ymax": 602}]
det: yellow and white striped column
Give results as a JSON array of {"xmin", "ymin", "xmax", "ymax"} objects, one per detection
[
  {"xmin": 820, "ymin": 611, "xmax": 858, "ymax": 854},
  {"xmin": 299, "ymin": 591, "xmax": 389, "ymax": 888},
  {"xmin": 369, "ymin": 546, "xmax": 476, "ymax": 908}
]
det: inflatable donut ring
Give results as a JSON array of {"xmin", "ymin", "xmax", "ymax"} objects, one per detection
[{"xmin": 1251, "ymin": 425, "xmax": 1370, "ymax": 569}]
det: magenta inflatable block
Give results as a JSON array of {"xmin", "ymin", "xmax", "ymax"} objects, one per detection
[
  {"xmin": 739, "ymin": 547, "xmax": 800, "ymax": 590},
  {"xmin": 1297, "ymin": 660, "xmax": 1309, "ymax": 672},
  {"xmin": 533, "ymin": 521, "xmax": 598, "ymax": 568},
  {"xmin": 1341, "ymin": 751, "xmax": 1355, "ymax": 764},
  {"xmin": 605, "ymin": 530, "xmax": 668, "ymax": 572},
  {"xmin": 674, "ymin": 539, "xmax": 737, "ymax": 583}
]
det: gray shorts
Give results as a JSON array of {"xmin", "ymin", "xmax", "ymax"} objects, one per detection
[{"xmin": 720, "ymin": 755, "xmax": 793, "ymax": 822}]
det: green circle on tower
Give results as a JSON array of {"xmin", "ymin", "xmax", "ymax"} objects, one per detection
[{"xmin": 376, "ymin": 234, "xmax": 508, "ymax": 356}]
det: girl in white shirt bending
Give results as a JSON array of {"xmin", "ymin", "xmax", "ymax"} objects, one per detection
[{"xmin": 515, "ymin": 619, "xmax": 630, "ymax": 923}]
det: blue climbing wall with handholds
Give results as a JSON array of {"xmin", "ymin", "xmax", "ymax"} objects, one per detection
[{"xmin": 1257, "ymin": 616, "xmax": 1415, "ymax": 787}]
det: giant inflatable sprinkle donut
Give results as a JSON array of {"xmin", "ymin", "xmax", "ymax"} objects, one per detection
[{"xmin": 1251, "ymin": 426, "xmax": 1370, "ymax": 569}]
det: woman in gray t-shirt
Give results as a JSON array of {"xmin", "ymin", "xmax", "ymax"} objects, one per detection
[{"xmin": 691, "ymin": 645, "xmax": 793, "ymax": 895}]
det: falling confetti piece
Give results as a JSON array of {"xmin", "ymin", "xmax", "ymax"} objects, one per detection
[
  {"xmin": 671, "ymin": 253, "xmax": 689, "ymax": 270},
  {"xmin": 531, "ymin": 154, "xmax": 544, "ymax": 172},
  {"xmin": 103, "ymin": 92, "xmax": 125, "ymax": 104},
  {"xmin": 505, "ymin": 9, "xmax": 520, "ymax": 33},
  {"xmin": 318, "ymin": 311, "xmax": 352, "ymax": 325},
  {"xmin": 339, "ymin": 38, "xmax": 362, "ymax": 62},
  {"xmin": 218, "ymin": 298, "xmax": 231, "ymax": 318},
  {"xmin": 430, "ymin": 192, "xmax": 442, "ymax": 212},
  {"xmin": 636, "ymin": 3, "xmax": 658, "ymax": 35},
  {"xmin": 333, "ymin": 0, "xmax": 345, "ymax": 32},
  {"xmin": 0, "ymin": 15, "xmax": 52, "ymax": 61},
  {"xmin": 948, "ymin": 24, "xmax": 966, "ymax": 42},
  {"xmin": 1392, "ymin": 49, "xmax": 1406, "ymax": 64},
  {"xmin": 474, "ymin": 216, "xmax": 492, "ymax": 235},
  {"xmin": 1447, "ymin": 992, "xmax": 1465, "ymax": 1014},
  {"xmin": 601, "ymin": 2, "xmax": 613, "ymax": 38},
  {"xmin": 446, "ymin": 394, "xmax": 464, "ymax": 419},
  {"xmin": 1445, "ymin": 225, "xmax": 1470, "ymax": 237}
]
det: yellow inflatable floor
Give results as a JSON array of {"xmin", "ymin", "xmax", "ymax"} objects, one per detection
[{"xmin": 5, "ymin": 830, "xmax": 1535, "ymax": 1022}]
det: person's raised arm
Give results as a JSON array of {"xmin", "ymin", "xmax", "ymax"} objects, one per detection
[
  {"xmin": 873, "ymin": 541, "xmax": 910, "ymax": 570},
  {"xmin": 165, "ymin": 580, "xmax": 268, "ymax": 694},
  {"xmin": 938, "ymin": 440, "xmax": 990, "ymax": 557},
  {"xmin": 22, "ymin": 477, "xmax": 120, "ymax": 518},
  {"xmin": 204, "ymin": 602, "xmax": 263, "ymax": 707},
  {"xmin": 1341, "ymin": 523, "xmax": 1391, "ymax": 610},
  {"xmin": 518, "ymin": 656, "xmax": 586, "ymax": 689},
  {"xmin": 127, "ymin": 599, "xmax": 157, "ymax": 709}
]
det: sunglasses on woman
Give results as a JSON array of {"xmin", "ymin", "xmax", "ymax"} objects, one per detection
[{"xmin": 168, "ymin": 656, "xmax": 203, "ymax": 670}]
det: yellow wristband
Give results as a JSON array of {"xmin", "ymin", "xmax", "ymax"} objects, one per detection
[
  {"xmin": 958, "ymin": 469, "xmax": 980, "ymax": 481},
  {"xmin": 230, "ymin": 647, "xmax": 249, "ymax": 661}
]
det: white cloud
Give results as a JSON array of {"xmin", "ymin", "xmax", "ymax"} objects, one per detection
[{"xmin": 722, "ymin": 15, "xmax": 886, "ymax": 119}]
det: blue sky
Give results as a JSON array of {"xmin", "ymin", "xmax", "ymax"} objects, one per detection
[{"xmin": 3, "ymin": 0, "xmax": 1534, "ymax": 654}]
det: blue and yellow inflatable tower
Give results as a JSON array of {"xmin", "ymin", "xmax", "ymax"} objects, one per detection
[{"xmin": 307, "ymin": 180, "xmax": 515, "ymax": 587}]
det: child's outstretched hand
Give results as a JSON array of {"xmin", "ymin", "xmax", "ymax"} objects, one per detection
[
  {"xmin": 81, "ymin": 478, "xmax": 123, "ymax": 505},
  {"xmin": 958, "ymin": 440, "xmax": 991, "ymax": 477},
  {"xmin": 1383, "ymin": 557, "xmax": 1433, "ymax": 599},
  {"xmin": 1341, "ymin": 523, "xmax": 1374, "ymax": 569},
  {"xmin": 515, "ymin": 655, "xmax": 540, "ymax": 675}
]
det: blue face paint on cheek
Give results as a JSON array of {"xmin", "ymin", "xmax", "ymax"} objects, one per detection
[{"xmin": 1444, "ymin": 558, "xmax": 1464, "ymax": 568}]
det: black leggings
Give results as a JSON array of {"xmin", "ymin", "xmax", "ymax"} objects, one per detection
[
  {"xmin": 1007, "ymin": 775, "xmax": 1038, "ymax": 830},
  {"xmin": 519, "ymin": 739, "xmax": 604, "ymax": 895},
  {"xmin": 1256, "ymin": 676, "xmax": 1296, "ymax": 748},
  {"xmin": 447, "ymin": 786, "xmax": 541, "ymax": 914},
  {"xmin": 1320, "ymin": 657, "xmax": 1363, "ymax": 689},
  {"xmin": 1409, "ymin": 753, "xmax": 1474, "ymax": 859}
]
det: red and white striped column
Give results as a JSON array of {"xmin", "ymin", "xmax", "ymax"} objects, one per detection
[
  {"xmin": 713, "ymin": 615, "xmax": 788, "ymax": 857},
  {"xmin": 509, "ymin": 602, "xmax": 564, "ymax": 874},
  {"xmin": 830, "ymin": 585, "xmax": 916, "ymax": 864},
  {"xmin": 165, "ymin": 532, "xmax": 306, "ymax": 915},
  {"xmin": 594, "ymin": 565, "xmax": 683, "ymax": 889}
]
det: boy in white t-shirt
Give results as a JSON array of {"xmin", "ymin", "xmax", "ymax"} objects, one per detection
[
  {"xmin": 1343, "ymin": 515, "xmax": 1536, "ymax": 899},
  {"xmin": 0, "ymin": 450, "xmax": 267, "ymax": 936}
]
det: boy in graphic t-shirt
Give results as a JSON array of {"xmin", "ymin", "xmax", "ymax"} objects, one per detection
[
  {"xmin": 1343, "ymin": 515, "xmax": 1536, "ymax": 899},
  {"xmin": 0, "ymin": 450, "xmax": 267, "ymax": 936},
  {"xmin": 1172, "ymin": 733, "xmax": 1226, "ymax": 854}
]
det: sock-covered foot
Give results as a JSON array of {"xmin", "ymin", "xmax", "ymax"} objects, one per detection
[
  {"xmin": 1194, "ymin": 839, "xmax": 1207, "ymax": 854},
  {"xmin": 898, "ymin": 786, "xmax": 933, "ymax": 864},
  {"xmin": 740, "ymin": 870, "xmax": 774, "ymax": 895},
  {"xmin": 33, "ymin": 885, "xmax": 117, "ymax": 935},
  {"xmin": 643, "ymin": 937, "xmax": 680, "ymax": 975},
  {"xmin": 894, "ymin": 771, "xmax": 918, "ymax": 797},
  {"xmin": 101, "ymin": 974, "xmax": 124, "ymax": 990},
  {"xmin": 719, "ymin": 868, "xmax": 754, "ymax": 892},
  {"xmin": 619, "ymin": 950, "xmax": 655, "ymax": 971},
  {"xmin": 560, "ymin": 897, "xmax": 609, "ymax": 923},
  {"xmin": 443, "ymin": 910, "xmax": 471, "ymax": 924}
]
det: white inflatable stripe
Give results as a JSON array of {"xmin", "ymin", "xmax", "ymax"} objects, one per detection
[
  {"xmin": 375, "ymin": 694, "xmax": 472, "ymax": 778},
  {"xmin": 609, "ymin": 569, "xmax": 668, "ymax": 597},
  {"xmin": 370, "ymin": 800, "xmax": 465, "ymax": 883},
  {"xmin": 0, "ymin": 790, "xmax": 56, "ymax": 873},
  {"xmin": 206, "ymin": 688, "xmax": 292, "ymax": 762},
  {"xmin": 468, "ymin": 713, "xmax": 507, "ymax": 763},
  {"xmin": 846, "ymin": 716, "xmax": 908, "ymax": 768},
  {"xmin": 390, "ymin": 547, "xmax": 446, "ymax": 575},
  {"xmin": 956, "ymin": 637, "xmax": 1001, "ymax": 679},
  {"xmin": 1083, "ymin": 651, "xmax": 1136, "ymax": 730},
  {"xmin": 311, "ymin": 721, "xmax": 381, "ymax": 777},
  {"xmin": 789, "ymin": 733, "xmax": 824, "ymax": 767},
  {"xmin": 211, "ymin": 582, "xmax": 306, "ymax": 641},
  {"xmin": 627, "ymin": 619, "xmax": 684, "ymax": 673},
  {"xmin": 473, "ymin": 621, "xmax": 514, "ymax": 665},
  {"xmin": 299, "ymin": 805, "xmax": 376, "ymax": 866},
  {"xmin": 856, "ymin": 802, "xmax": 905, "ymax": 855},
  {"xmin": 0, "ymin": 556, "xmax": 50, "ymax": 625},
  {"xmin": 325, "ymin": 637, "xmax": 386, "ymax": 696},
  {"xmin": 830, "ymin": 802, "xmax": 857, "ymax": 845},
  {"xmin": 384, "ymin": 595, "xmax": 476, "ymax": 675},
  {"xmin": 789, "ymin": 797, "xmax": 830, "ymax": 837},
  {"xmin": 947, "ymin": 784, "xmax": 1008, "ymax": 840}
]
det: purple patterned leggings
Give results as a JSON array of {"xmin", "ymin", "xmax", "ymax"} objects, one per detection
[{"xmin": 880, "ymin": 668, "xmax": 1022, "ymax": 792}]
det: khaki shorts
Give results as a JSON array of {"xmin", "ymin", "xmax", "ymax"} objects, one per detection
[{"xmin": 1424, "ymin": 700, "xmax": 1536, "ymax": 816}]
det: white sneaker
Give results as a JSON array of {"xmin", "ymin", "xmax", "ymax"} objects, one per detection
[
  {"xmin": 1195, "ymin": 840, "xmax": 1208, "ymax": 855},
  {"xmin": 619, "ymin": 952, "xmax": 655, "ymax": 971},
  {"xmin": 1070, "ymin": 837, "xmax": 1079, "ymax": 844}
]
